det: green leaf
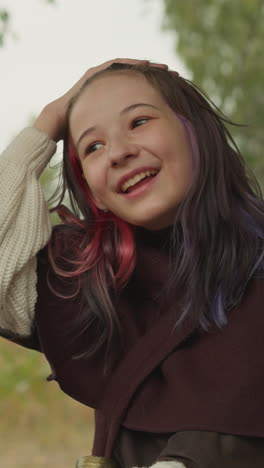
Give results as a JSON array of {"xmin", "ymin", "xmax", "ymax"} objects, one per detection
[{"xmin": 161, "ymin": 0, "xmax": 264, "ymax": 189}]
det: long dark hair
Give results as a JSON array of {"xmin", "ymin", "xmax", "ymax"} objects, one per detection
[{"xmin": 49, "ymin": 63, "xmax": 264, "ymax": 365}]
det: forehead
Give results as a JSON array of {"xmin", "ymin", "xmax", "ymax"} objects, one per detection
[{"xmin": 70, "ymin": 72, "xmax": 165, "ymax": 125}]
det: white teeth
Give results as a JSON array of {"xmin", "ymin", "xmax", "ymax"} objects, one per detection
[{"xmin": 121, "ymin": 169, "xmax": 158, "ymax": 192}]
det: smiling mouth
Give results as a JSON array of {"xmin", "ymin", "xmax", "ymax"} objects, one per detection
[
  {"xmin": 121, "ymin": 170, "xmax": 159, "ymax": 194},
  {"xmin": 120, "ymin": 171, "xmax": 159, "ymax": 198}
]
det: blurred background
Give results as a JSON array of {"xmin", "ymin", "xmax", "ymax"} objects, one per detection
[{"xmin": 0, "ymin": 0, "xmax": 263, "ymax": 467}]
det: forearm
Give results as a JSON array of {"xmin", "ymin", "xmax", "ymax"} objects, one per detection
[
  {"xmin": 0, "ymin": 127, "xmax": 56, "ymax": 336},
  {"xmin": 33, "ymin": 105, "xmax": 65, "ymax": 142}
]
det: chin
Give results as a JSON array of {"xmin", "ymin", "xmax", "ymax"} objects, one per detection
[{"xmin": 116, "ymin": 205, "xmax": 177, "ymax": 230}]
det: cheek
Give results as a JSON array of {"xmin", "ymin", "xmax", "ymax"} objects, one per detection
[
  {"xmin": 162, "ymin": 128, "xmax": 193, "ymax": 185},
  {"xmin": 170, "ymin": 125, "xmax": 193, "ymax": 164},
  {"xmin": 82, "ymin": 164, "xmax": 106, "ymax": 197},
  {"xmin": 155, "ymin": 120, "xmax": 187, "ymax": 154}
]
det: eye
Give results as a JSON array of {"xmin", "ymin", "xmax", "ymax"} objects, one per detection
[
  {"xmin": 85, "ymin": 142, "xmax": 103, "ymax": 155},
  {"xmin": 131, "ymin": 117, "xmax": 149, "ymax": 128}
]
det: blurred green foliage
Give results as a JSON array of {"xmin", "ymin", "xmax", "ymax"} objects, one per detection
[
  {"xmin": 162, "ymin": 0, "xmax": 264, "ymax": 190},
  {"xmin": 0, "ymin": 340, "xmax": 94, "ymax": 467},
  {"xmin": 0, "ymin": 341, "xmax": 48, "ymax": 398},
  {"xmin": 0, "ymin": 9, "xmax": 9, "ymax": 46},
  {"xmin": 0, "ymin": 1, "xmax": 56, "ymax": 47}
]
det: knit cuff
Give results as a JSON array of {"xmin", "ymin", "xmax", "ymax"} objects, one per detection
[{"xmin": 0, "ymin": 127, "xmax": 57, "ymax": 178}]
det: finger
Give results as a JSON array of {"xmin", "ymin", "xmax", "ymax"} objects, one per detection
[
  {"xmin": 150, "ymin": 63, "xmax": 169, "ymax": 69},
  {"xmin": 111, "ymin": 58, "xmax": 150, "ymax": 64},
  {"xmin": 169, "ymin": 70, "xmax": 180, "ymax": 76},
  {"xmin": 83, "ymin": 58, "xmax": 149, "ymax": 80},
  {"xmin": 75, "ymin": 58, "xmax": 152, "ymax": 95}
]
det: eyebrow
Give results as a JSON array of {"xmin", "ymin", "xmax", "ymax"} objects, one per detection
[{"xmin": 76, "ymin": 103, "xmax": 159, "ymax": 150}]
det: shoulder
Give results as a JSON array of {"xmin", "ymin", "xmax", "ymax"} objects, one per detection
[
  {"xmin": 36, "ymin": 224, "xmax": 83, "ymax": 340},
  {"xmin": 35, "ymin": 224, "xmax": 83, "ymax": 361},
  {"xmin": 35, "ymin": 225, "xmax": 107, "ymax": 407}
]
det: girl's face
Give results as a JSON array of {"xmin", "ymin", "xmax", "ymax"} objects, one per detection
[{"xmin": 69, "ymin": 72, "xmax": 194, "ymax": 230}]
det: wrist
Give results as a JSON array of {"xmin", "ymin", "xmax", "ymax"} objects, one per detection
[{"xmin": 33, "ymin": 105, "xmax": 63, "ymax": 142}]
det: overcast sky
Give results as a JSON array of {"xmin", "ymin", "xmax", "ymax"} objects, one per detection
[{"xmin": 0, "ymin": 0, "xmax": 189, "ymax": 151}]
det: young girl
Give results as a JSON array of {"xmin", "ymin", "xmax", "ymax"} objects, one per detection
[{"xmin": 1, "ymin": 58, "xmax": 264, "ymax": 468}]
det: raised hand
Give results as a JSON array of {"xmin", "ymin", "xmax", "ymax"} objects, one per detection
[{"xmin": 33, "ymin": 58, "xmax": 168, "ymax": 142}]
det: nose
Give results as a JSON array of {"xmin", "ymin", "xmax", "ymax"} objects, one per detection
[{"xmin": 108, "ymin": 135, "xmax": 139, "ymax": 167}]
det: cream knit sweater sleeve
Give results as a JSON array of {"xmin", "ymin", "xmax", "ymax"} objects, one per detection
[{"xmin": 0, "ymin": 127, "xmax": 57, "ymax": 337}]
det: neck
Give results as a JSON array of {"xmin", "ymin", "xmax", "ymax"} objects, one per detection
[{"xmin": 135, "ymin": 224, "xmax": 173, "ymax": 251}]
